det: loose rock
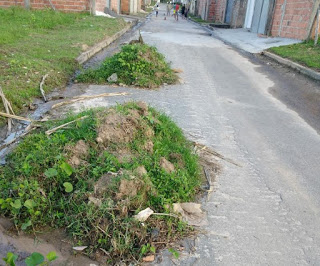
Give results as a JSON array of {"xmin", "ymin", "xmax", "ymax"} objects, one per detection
[{"xmin": 107, "ymin": 73, "xmax": 118, "ymax": 83}]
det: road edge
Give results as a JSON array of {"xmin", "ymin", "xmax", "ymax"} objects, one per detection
[
  {"xmin": 76, "ymin": 19, "xmax": 138, "ymax": 64},
  {"xmin": 262, "ymin": 51, "xmax": 320, "ymax": 82}
]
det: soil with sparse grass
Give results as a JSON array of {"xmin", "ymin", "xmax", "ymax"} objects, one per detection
[
  {"xmin": 268, "ymin": 41, "xmax": 320, "ymax": 71},
  {"xmin": 77, "ymin": 43, "xmax": 178, "ymax": 88},
  {"xmin": 0, "ymin": 7, "xmax": 127, "ymax": 115},
  {"xmin": 0, "ymin": 102, "xmax": 203, "ymax": 264}
]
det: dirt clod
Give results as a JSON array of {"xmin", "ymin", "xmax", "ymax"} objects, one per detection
[
  {"xmin": 160, "ymin": 157, "xmax": 175, "ymax": 173},
  {"xmin": 96, "ymin": 112, "xmax": 138, "ymax": 145},
  {"xmin": 135, "ymin": 166, "xmax": 147, "ymax": 176},
  {"xmin": 144, "ymin": 140, "xmax": 154, "ymax": 153},
  {"xmin": 88, "ymin": 196, "xmax": 102, "ymax": 207},
  {"xmin": 136, "ymin": 101, "xmax": 148, "ymax": 116},
  {"xmin": 116, "ymin": 178, "xmax": 140, "ymax": 199},
  {"xmin": 66, "ymin": 140, "xmax": 89, "ymax": 167},
  {"xmin": 94, "ymin": 173, "xmax": 116, "ymax": 196}
]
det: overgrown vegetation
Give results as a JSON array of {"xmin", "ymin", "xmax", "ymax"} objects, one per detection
[
  {"xmin": 269, "ymin": 41, "xmax": 320, "ymax": 71},
  {"xmin": 77, "ymin": 44, "xmax": 178, "ymax": 88},
  {"xmin": 0, "ymin": 102, "xmax": 201, "ymax": 264},
  {"xmin": 189, "ymin": 15, "xmax": 212, "ymax": 24},
  {"xmin": 0, "ymin": 7, "xmax": 127, "ymax": 113}
]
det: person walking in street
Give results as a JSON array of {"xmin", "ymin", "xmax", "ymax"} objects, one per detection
[
  {"xmin": 155, "ymin": 4, "xmax": 159, "ymax": 17},
  {"xmin": 185, "ymin": 3, "xmax": 189, "ymax": 19},
  {"xmin": 181, "ymin": 4, "xmax": 185, "ymax": 19},
  {"xmin": 166, "ymin": 2, "xmax": 171, "ymax": 16},
  {"xmin": 175, "ymin": 3, "xmax": 180, "ymax": 21}
]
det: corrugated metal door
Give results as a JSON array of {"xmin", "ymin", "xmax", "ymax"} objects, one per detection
[
  {"xmin": 251, "ymin": 0, "xmax": 270, "ymax": 34},
  {"xmin": 225, "ymin": 0, "xmax": 235, "ymax": 24}
]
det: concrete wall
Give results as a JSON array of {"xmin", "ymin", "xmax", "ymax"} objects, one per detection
[{"xmin": 271, "ymin": 0, "xmax": 314, "ymax": 39}]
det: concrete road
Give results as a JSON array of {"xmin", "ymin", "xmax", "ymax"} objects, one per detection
[{"xmin": 58, "ymin": 6, "xmax": 320, "ymax": 265}]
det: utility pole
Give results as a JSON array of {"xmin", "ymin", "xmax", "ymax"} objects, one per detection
[{"xmin": 24, "ymin": 0, "xmax": 30, "ymax": 9}]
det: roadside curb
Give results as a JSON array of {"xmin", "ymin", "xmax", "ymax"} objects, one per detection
[
  {"xmin": 262, "ymin": 51, "xmax": 320, "ymax": 82},
  {"xmin": 76, "ymin": 19, "xmax": 138, "ymax": 64}
]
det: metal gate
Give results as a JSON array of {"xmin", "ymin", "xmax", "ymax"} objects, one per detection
[
  {"xmin": 251, "ymin": 0, "xmax": 270, "ymax": 34},
  {"xmin": 225, "ymin": 0, "xmax": 235, "ymax": 24}
]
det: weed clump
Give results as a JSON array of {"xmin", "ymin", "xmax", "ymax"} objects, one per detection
[
  {"xmin": 77, "ymin": 44, "xmax": 178, "ymax": 88},
  {"xmin": 0, "ymin": 102, "xmax": 201, "ymax": 264}
]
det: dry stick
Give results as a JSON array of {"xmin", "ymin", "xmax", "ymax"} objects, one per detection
[
  {"xmin": 152, "ymin": 213, "xmax": 179, "ymax": 219},
  {"xmin": 0, "ymin": 112, "xmax": 32, "ymax": 122},
  {"xmin": 0, "ymin": 87, "xmax": 12, "ymax": 134},
  {"xmin": 195, "ymin": 143, "xmax": 242, "ymax": 167},
  {"xmin": 39, "ymin": 74, "xmax": 48, "ymax": 102},
  {"xmin": 45, "ymin": 115, "xmax": 88, "ymax": 136},
  {"xmin": 314, "ymin": 8, "xmax": 320, "ymax": 46},
  {"xmin": 52, "ymin": 92, "xmax": 129, "ymax": 109}
]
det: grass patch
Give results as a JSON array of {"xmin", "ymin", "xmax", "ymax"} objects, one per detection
[
  {"xmin": 77, "ymin": 43, "xmax": 178, "ymax": 88},
  {"xmin": 0, "ymin": 7, "xmax": 127, "ymax": 114},
  {"xmin": 269, "ymin": 41, "xmax": 320, "ymax": 71},
  {"xmin": 0, "ymin": 102, "xmax": 201, "ymax": 263},
  {"xmin": 189, "ymin": 15, "xmax": 212, "ymax": 24}
]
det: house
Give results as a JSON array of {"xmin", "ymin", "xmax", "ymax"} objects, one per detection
[
  {"xmin": 0, "ymin": 0, "xmax": 142, "ymax": 15},
  {"xmin": 192, "ymin": 0, "xmax": 249, "ymax": 27},
  {"xmin": 244, "ymin": 0, "xmax": 320, "ymax": 40}
]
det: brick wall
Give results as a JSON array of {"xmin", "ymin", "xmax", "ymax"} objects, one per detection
[
  {"xmin": 271, "ymin": 0, "xmax": 314, "ymax": 39},
  {"xmin": 121, "ymin": 0, "xmax": 129, "ymax": 14},
  {"xmin": 0, "ymin": 0, "xmax": 103, "ymax": 12},
  {"xmin": 110, "ymin": 0, "xmax": 118, "ymax": 12},
  {"xmin": 95, "ymin": 0, "xmax": 106, "ymax": 12},
  {"xmin": 197, "ymin": 0, "xmax": 215, "ymax": 21},
  {"xmin": 213, "ymin": 0, "xmax": 227, "ymax": 22},
  {"xmin": 0, "ymin": 0, "xmax": 24, "ymax": 7}
]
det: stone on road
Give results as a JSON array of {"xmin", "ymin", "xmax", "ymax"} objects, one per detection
[{"xmin": 65, "ymin": 5, "xmax": 320, "ymax": 265}]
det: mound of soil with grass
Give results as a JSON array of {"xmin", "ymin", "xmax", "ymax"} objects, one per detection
[
  {"xmin": 0, "ymin": 102, "xmax": 202, "ymax": 264},
  {"xmin": 77, "ymin": 44, "xmax": 178, "ymax": 88}
]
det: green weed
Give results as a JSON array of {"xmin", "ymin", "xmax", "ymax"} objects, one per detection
[
  {"xmin": 0, "ymin": 7, "xmax": 127, "ymax": 114},
  {"xmin": 0, "ymin": 103, "xmax": 201, "ymax": 263},
  {"xmin": 269, "ymin": 41, "xmax": 320, "ymax": 71},
  {"xmin": 77, "ymin": 44, "xmax": 178, "ymax": 88}
]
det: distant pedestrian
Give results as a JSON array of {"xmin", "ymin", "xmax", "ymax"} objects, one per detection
[
  {"xmin": 175, "ymin": 3, "xmax": 180, "ymax": 21},
  {"xmin": 166, "ymin": 2, "xmax": 171, "ymax": 16},
  {"xmin": 185, "ymin": 4, "xmax": 189, "ymax": 19},
  {"xmin": 155, "ymin": 4, "xmax": 159, "ymax": 17},
  {"xmin": 181, "ymin": 4, "xmax": 185, "ymax": 19}
]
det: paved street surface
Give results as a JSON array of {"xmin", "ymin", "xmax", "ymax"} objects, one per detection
[{"xmin": 59, "ymin": 5, "xmax": 320, "ymax": 265}]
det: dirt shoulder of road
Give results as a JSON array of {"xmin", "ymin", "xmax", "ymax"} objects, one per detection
[{"xmin": 0, "ymin": 8, "xmax": 128, "ymax": 116}]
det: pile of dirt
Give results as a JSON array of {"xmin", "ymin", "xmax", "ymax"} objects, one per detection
[{"xmin": 0, "ymin": 102, "xmax": 220, "ymax": 264}]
